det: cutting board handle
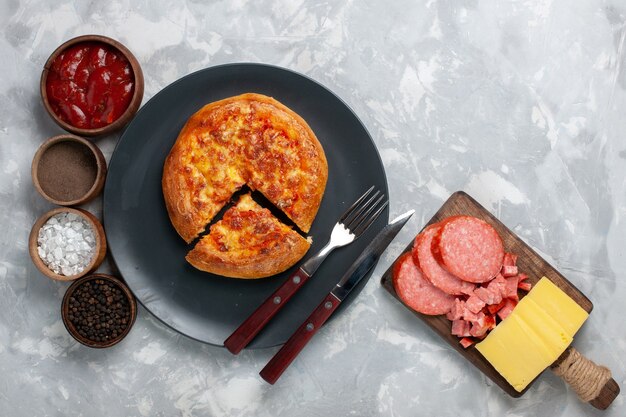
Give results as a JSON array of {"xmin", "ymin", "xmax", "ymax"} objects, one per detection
[{"xmin": 551, "ymin": 346, "xmax": 620, "ymax": 410}]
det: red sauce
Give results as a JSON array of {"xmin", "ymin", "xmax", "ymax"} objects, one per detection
[{"xmin": 46, "ymin": 41, "xmax": 134, "ymax": 129}]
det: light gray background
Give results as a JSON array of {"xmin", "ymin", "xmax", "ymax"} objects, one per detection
[{"xmin": 1, "ymin": 0, "xmax": 625, "ymax": 416}]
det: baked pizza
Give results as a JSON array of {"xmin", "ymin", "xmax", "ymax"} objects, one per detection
[
  {"xmin": 162, "ymin": 93, "xmax": 327, "ymax": 278},
  {"xmin": 186, "ymin": 193, "xmax": 311, "ymax": 278}
]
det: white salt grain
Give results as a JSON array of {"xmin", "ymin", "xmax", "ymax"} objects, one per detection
[{"xmin": 37, "ymin": 212, "xmax": 97, "ymax": 276}]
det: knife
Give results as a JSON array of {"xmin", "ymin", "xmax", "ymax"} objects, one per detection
[{"xmin": 259, "ymin": 210, "xmax": 414, "ymax": 384}]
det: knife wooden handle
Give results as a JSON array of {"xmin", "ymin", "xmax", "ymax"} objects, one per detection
[
  {"xmin": 551, "ymin": 346, "xmax": 620, "ymax": 410},
  {"xmin": 224, "ymin": 268, "xmax": 310, "ymax": 354},
  {"xmin": 260, "ymin": 292, "xmax": 341, "ymax": 384}
]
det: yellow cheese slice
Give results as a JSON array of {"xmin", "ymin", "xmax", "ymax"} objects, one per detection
[
  {"xmin": 476, "ymin": 314, "xmax": 555, "ymax": 392},
  {"xmin": 514, "ymin": 296, "xmax": 572, "ymax": 357},
  {"xmin": 476, "ymin": 277, "xmax": 589, "ymax": 392},
  {"xmin": 526, "ymin": 277, "xmax": 589, "ymax": 336}
]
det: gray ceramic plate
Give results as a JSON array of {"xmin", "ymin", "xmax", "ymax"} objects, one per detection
[{"xmin": 103, "ymin": 63, "xmax": 389, "ymax": 348}]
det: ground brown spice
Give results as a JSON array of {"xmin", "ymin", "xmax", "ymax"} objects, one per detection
[{"xmin": 37, "ymin": 141, "xmax": 97, "ymax": 202}]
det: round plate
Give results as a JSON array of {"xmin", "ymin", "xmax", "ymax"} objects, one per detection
[{"xmin": 103, "ymin": 63, "xmax": 389, "ymax": 348}]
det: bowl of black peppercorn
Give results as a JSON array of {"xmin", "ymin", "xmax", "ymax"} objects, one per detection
[{"xmin": 62, "ymin": 274, "xmax": 137, "ymax": 348}]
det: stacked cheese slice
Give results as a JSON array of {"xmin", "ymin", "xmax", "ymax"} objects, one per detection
[{"xmin": 476, "ymin": 277, "xmax": 589, "ymax": 392}]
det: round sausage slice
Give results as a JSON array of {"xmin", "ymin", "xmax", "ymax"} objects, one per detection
[
  {"xmin": 412, "ymin": 224, "xmax": 475, "ymax": 295},
  {"xmin": 392, "ymin": 252, "xmax": 455, "ymax": 315},
  {"xmin": 435, "ymin": 216, "xmax": 504, "ymax": 283}
]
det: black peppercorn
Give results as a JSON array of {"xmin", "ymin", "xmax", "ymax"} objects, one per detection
[{"xmin": 67, "ymin": 279, "xmax": 132, "ymax": 344}]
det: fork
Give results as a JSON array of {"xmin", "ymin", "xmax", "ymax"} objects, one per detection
[{"xmin": 223, "ymin": 186, "xmax": 388, "ymax": 354}]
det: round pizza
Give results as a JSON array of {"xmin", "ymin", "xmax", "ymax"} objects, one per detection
[{"xmin": 162, "ymin": 93, "xmax": 328, "ymax": 278}]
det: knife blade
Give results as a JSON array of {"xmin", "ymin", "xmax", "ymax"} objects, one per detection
[{"xmin": 259, "ymin": 210, "xmax": 414, "ymax": 384}]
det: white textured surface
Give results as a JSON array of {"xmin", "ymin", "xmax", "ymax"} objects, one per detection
[{"xmin": 2, "ymin": 0, "xmax": 626, "ymax": 415}]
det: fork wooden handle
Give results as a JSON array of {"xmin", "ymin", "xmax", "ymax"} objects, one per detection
[
  {"xmin": 224, "ymin": 268, "xmax": 311, "ymax": 354},
  {"xmin": 260, "ymin": 293, "xmax": 341, "ymax": 384}
]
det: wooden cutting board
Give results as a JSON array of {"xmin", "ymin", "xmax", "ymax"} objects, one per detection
[{"xmin": 380, "ymin": 191, "xmax": 611, "ymax": 401}]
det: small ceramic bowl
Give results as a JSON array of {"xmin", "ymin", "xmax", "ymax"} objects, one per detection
[
  {"xmin": 62, "ymin": 274, "xmax": 137, "ymax": 348},
  {"xmin": 28, "ymin": 207, "xmax": 107, "ymax": 281},
  {"xmin": 40, "ymin": 34, "xmax": 144, "ymax": 137},
  {"xmin": 32, "ymin": 134, "xmax": 107, "ymax": 206}
]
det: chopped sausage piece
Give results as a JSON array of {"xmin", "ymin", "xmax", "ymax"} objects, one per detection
[
  {"xmin": 459, "ymin": 337, "xmax": 475, "ymax": 349},
  {"xmin": 504, "ymin": 276, "xmax": 519, "ymax": 300},
  {"xmin": 465, "ymin": 294, "xmax": 486, "ymax": 314},
  {"xmin": 501, "ymin": 265, "xmax": 518, "ymax": 277},
  {"xmin": 446, "ymin": 298, "xmax": 464, "ymax": 321},
  {"xmin": 502, "ymin": 252, "xmax": 518, "ymax": 267},
  {"xmin": 474, "ymin": 286, "xmax": 502, "ymax": 306},
  {"xmin": 497, "ymin": 298, "xmax": 518, "ymax": 320},
  {"xmin": 462, "ymin": 308, "xmax": 480, "ymax": 322},
  {"xmin": 435, "ymin": 216, "xmax": 505, "ymax": 283},
  {"xmin": 451, "ymin": 319, "xmax": 471, "ymax": 337},
  {"xmin": 486, "ymin": 274, "xmax": 507, "ymax": 298},
  {"xmin": 469, "ymin": 312, "xmax": 496, "ymax": 337},
  {"xmin": 392, "ymin": 253, "xmax": 455, "ymax": 316},
  {"xmin": 518, "ymin": 281, "xmax": 532, "ymax": 292},
  {"xmin": 487, "ymin": 299, "xmax": 507, "ymax": 315}
]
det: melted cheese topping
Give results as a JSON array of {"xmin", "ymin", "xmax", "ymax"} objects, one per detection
[
  {"xmin": 201, "ymin": 193, "xmax": 305, "ymax": 260},
  {"xmin": 170, "ymin": 94, "xmax": 326, "ymax": 240}
]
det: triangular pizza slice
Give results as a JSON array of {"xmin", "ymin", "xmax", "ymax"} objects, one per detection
[{"xmin": 186, "ymin": 193, "xmax": 311, "ymax": 279}]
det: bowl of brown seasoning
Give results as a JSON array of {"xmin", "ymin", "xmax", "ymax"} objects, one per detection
[
  {"xmin": 62, "ymin": 274, "xmax": 137, "ymax": 348},
  {"xmin": 32, "ymin": 134, "xmax": 106, "ymax": 206}
]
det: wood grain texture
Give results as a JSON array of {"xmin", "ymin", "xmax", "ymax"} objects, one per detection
[
  {"xmin": 590, "ymin": 377, "xmax": 621, "ymax": 410},
  {"xmin": 380, "ymin": 191, "xmax": 593, "ymax": 398}
]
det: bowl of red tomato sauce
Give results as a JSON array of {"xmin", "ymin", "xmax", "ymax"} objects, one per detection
[{"xmin": 40, "ymin": 35, "xmax": 144, "ymax": 137}]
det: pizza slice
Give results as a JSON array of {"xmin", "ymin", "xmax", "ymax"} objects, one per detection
[{"xmin": 186, "ymin": 193, "xmax": 311, "ymax": 279}]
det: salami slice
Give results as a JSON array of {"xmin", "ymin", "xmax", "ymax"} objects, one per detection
[
  {"xmin": 392, "ymin": 253, "xmax": 454, "ymax": 315},
  {"xmin": 412, "ymin": 224, "xmax": 475, "ymax": 295},
  {"xmin": 435, "ymin": 216, "xmax": 504, "ymax": 283}
]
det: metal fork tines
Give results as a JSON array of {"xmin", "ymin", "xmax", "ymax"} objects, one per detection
[
  {"xmin": 340, "ymin": 186, "xmax": 388, "ymax": 237},
  {"xmin": 301, "ymin": 186, "xmax": 388, "ymax": 276}
]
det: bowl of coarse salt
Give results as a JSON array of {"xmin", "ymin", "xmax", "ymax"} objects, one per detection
[{"xmin": 29, "ymin": 207, "xmax": 106, "ymax": 281}]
